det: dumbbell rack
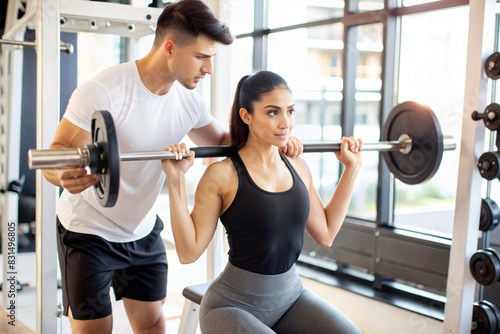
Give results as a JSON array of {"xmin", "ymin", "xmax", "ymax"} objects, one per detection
[
  {"xmin": 0, "ymin": 0, "xmax": 163, "ymax": 332},
  {"xmin": 469, "ymin": 10, "xmax": 500, "ymax": 333},
  {"xmin": 442, "ymin": 1, "xmax": 497, "ymax": 333}
]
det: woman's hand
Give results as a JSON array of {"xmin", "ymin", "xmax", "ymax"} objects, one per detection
[
  {"xmin": 280, "ymin": 136, "xmax": 304, "ymax": 158},
  {"xmin": 161, "ymin": 143, "xmax": 195, "ymax": 177},
  {"xmin": 334, "ymin": 137, "xmax": 363, "ymax": 168}
]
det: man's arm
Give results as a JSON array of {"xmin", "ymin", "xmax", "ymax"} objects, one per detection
[
  {"xmin": 187, "ymin": 117, "xmax": 231, "ymax": 147},
  {"xmin": 42, "ymin": 118, "xmax": 99, "ymax": 192},
  {"xmin": 187, "ymin": 116, "xmax": 303, "ymax": 158}
]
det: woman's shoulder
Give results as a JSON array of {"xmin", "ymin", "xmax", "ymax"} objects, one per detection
[{"xmin": 202, "ymin": 157, "xmax": 237, "ymax": 183}]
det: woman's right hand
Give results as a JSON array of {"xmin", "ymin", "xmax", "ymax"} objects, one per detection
[{"xmin": 161, "ymin": 143, "xmax": 195, "ymax": 177}]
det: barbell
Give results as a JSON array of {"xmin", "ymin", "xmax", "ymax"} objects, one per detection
[{"xmin": 28, "ymin": 101, "xmax": 457, "ymax": 207}]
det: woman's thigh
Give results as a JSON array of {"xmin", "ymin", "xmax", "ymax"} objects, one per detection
[
  {"xmin": 201, "ymin": 307, "xmax": 276, "ymax": 334},
  {"xmin": 272, "ymin": 289, "xmax": 362, "ymax": 334}
]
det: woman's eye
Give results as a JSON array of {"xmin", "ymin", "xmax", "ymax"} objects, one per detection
[{"xmin": 268, "ymin": 110, "xmax": 278, "ymax": 116}]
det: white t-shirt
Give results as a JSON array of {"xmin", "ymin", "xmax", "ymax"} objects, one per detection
[{"xmin": 57, "ymin": 61, "xmax": 212, "ymax": 242}]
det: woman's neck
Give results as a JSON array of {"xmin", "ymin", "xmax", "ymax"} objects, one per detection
[{"xmin": 238, "ymin": 142, "xmax": 282, "ymax": 166}]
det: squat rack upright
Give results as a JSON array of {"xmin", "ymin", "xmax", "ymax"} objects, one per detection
[{"xmin": 0, "ymin": 1, "xmax": 163, "ymax": 332}]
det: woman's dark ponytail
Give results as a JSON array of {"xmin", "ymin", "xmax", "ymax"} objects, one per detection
[{"xmin": 230, "ymin": 75, "xmax": 251, "ymax": 150}]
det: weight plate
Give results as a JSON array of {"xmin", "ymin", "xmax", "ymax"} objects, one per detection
[
  {"xmin": 478, "ymin": 151, "xmax": 500, "ymax": 181},
  {"xmin": 479, "ymin": 103, "xmax": 500, "ymax": 131},
  {"xmin": 485, "ymin": 52, "xmax": 500, "ymax": 81},
  {"xmin": 91, "ymin": 110, "xmax": 120, "ymax": 207},
  {"xmin": 382, "ymin": 101, "xmax": 444, "ymax": 185},
  {"xmin": 470, "ymin": 248, "xmax": 500, "ymax": 286},
  {"xmin": 472, "ymin": 300, "xmax": 500, "ymax": 334},
  {"xmin": 480, "ymin": 198, "xmax": 500, "ymax": 232}
]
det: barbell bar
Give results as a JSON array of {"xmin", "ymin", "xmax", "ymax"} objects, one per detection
[
  {"xmin": 27, "ymin": 101, "xmax": 457, "ymax": 207},
  {"xmin": 29, "ymin": 135, "xmax": 456, "ymax": 168}
]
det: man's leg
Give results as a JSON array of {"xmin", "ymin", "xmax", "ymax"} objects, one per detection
[
  {"xmin": 57, "ymin": 219, "xmax": 117, "ymax": 330},
  {"xmin": 114, "ymin": 216, "xmax": 168, "ymax": 333},
  {"xmin": 122, "ymin": 298, "xmax": 166, "ymax": 334},
  {"xmin": 68, "ymin": 307, "xmax": 113, "ymax": 334}
]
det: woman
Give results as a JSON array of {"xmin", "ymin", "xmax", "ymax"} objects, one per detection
[{"xmin": 162, "ymin": 70, "xmax": 362, "ymax": 333}]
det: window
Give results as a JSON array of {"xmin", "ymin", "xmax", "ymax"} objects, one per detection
[
  {"xmin": 396, "ymin": 6, "xmax": 469, "ymax": 236},
  {"xmin": 268, "ymin": 0, "xmax": 343, "ymax": 29},
  {"xmin": 77, "ymin": 33, "xmax": 121, "ymax": 85}
]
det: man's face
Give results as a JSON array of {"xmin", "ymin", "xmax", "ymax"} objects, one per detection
[{"xmin": 167, "ymin": 34, "xmax": 218, "ymax": 90}]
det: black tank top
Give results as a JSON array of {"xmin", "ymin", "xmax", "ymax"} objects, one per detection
[{"xmin": 220, "ymin": 152, "xmax": 310, "ymax": 275}]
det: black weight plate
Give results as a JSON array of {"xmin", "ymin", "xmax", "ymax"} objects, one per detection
[
  {"xmin": 480, "ymin": 198, "xmax": 500, "ymax": 232},
  {"xmin": 470, "ymin": 248, "xmax": 500, "ymax": 286},
  {"xmin": 478, "ymin": 151, "xmax": 500, "ymax": 181},
  {"xmin": 382, "ymin": 101, "xmax": 444, "ymax": 185},
  {"xmin": 472, "ymin": 300, "xmax": 500, "ymax": 334},
  {"xmin": 91, "ymin": 110, "xmax": 120, "ymax": 207},
  {"xmin": 485, "ymin": 52, "xmax": 500, "ymax": 81},
  {"xmin": 481, "ymin": 103, "xmax": 500, "ymax": 131}
]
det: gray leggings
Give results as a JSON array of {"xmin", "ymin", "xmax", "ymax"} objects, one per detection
[{"xmin": 199, "ymin": 263, "xmax": 362, "ymax": 334}]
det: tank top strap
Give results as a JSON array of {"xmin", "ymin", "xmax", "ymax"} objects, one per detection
[
  {"xmin": 278, "ymin": 151, "xmax": 300, "ymax": 182},
  {"xmin": 229, "ymin": 153, "xmax": 251, "ymax": 181}
]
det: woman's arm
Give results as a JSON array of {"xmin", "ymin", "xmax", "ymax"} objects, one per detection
[
  {"xmin": 305, "ymin": 138, "xmax": 362, "ymax": 247},
  {"xmin": 163, "ymin": 151, "xmax": 223, "ymax": 263}
]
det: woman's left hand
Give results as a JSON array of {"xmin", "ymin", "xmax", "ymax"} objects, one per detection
[{"xmin": 335, "ymin": 137, "xmax": 363, "ymax": 168}]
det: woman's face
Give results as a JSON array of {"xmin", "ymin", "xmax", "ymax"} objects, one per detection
[{"xmin": 243, "ymin": 86, "xmax": 295, "ymax": 147}]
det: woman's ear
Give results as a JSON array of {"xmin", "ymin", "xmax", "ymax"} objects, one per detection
[{"xmin": 239, "ymin": 108, "xmax": 252, "ymax": 125}]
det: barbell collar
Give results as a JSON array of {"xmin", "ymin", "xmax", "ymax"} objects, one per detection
[
  {"xmin": 443, "ymin": 135, "xmax": 457, "ymax": 151},
  {"xmin": 28, "ymin": 147, "xmax": 90, "ymax": 170}
]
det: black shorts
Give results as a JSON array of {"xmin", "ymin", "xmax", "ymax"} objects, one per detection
[{"xmin": 57, "ymin": 216, "xmax": 168, "ymax": 320}]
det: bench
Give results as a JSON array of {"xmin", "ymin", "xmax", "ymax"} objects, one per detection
[{"xmin": 177, "ymin": 282, "xmax": 210, "ymax": 334}]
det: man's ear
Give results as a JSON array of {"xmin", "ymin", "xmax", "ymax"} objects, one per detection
[
  {"xmin": 163, "ymin": 39, "xmax": 175, "ymax": 57},
  {"xmin": 239, "ymin": 108, "xmax": 252, "ymax": 125}
]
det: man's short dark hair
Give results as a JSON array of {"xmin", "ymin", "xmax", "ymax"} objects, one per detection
[{"xmin": 154, "ymin": 0, "xmax": 234, "ymax": 47}]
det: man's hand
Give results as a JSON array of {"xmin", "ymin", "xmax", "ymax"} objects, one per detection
[{"xmin": 57, "ymin": 168, "xmax": 99, "ymax": 194}]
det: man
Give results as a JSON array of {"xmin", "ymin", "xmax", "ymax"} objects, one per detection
[{"xmin": 43, "ymin": 1, "xmax": 301, "ymax": 333}]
